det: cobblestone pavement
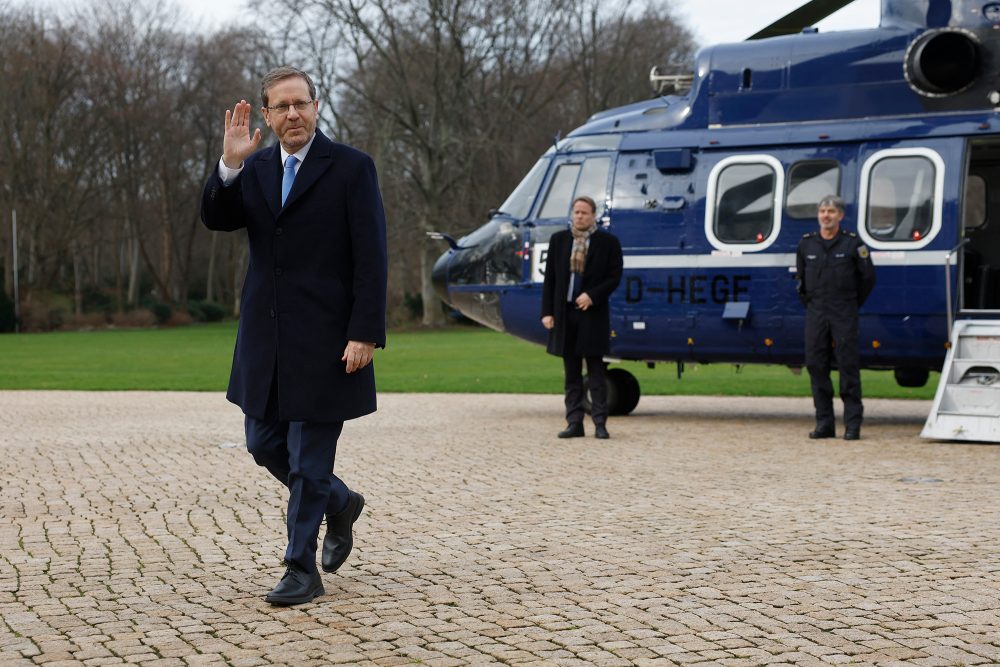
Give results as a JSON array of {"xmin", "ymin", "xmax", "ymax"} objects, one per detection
[{"xmin": 1, "ymin": 391, "xmax": 999, "ymax": 666}]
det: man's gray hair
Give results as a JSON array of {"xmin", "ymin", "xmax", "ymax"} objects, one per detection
[
  {"xmin": 818, "ymin": 194, "xmax": 845, "ymax": 212},
  {"xmin": 260, "ymin": 67, "xmax": 316, "ymax": 107}
]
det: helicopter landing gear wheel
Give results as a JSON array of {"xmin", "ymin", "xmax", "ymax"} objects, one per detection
[
  {"xmin": 894, "ymin": 367, "xmax": 930, "ymax": 387},
  {"xmin": 582, "ymin": 367, "xmax": 641, "ymax": 416}
]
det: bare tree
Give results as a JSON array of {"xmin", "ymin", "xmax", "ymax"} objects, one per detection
[{"xmin": 0, "ymin": 0, "xmax": 694, "ymax": 329}]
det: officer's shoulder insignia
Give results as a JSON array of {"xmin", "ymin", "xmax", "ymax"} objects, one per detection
[
  {"xmin": 802, "ymin": 232, "xmax": 814, "ymax": 238},
  {"xmin": 847, "ymin": 231, "xmax": 857, "ymax": 237},
  {"xmin": 858, "ymin": 245, "xmax": 870, "ymax": 259}
]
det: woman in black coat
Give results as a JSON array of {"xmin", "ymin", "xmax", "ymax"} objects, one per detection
[{"xmin": 541, "ymin": 196, "xmax": 623, "ymax": 439}]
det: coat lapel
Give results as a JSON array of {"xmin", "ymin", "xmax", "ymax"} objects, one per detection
[
  {"xmin": 280, "ymin": 130, "xmax": 335, "ymax": 214},
  {"xmin": 255, "ymin": 144, "xmax": 282, "ymax": 219}
]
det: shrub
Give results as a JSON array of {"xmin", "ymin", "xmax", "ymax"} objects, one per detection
[
  {"xmin": 111, "ymin": 309, "xmax": 157, "ymax": 328},
  {"xmin": 15, "ymin": 291, "xmax": 72, "ymax": 332},
  {"xmin": 64, "ymin": 312, "xmax": 110, "ymax": 330},
  {"xmin": 149, "ymin": 302, "xmax": 172, "ymax": 324},
  {"xmin": 403, "ymin": 292, "xmax": 423, "ymax": 320},
  {"xmin": 167, "ymin": 310, "xmax": 193, "ymax": 327},
  {"xmin": 187, "ymin": 300, "xmax": 226, "ymax": 322},
  {"xmin": 82, "ymin": 287, "xmax": 114, "ymax": 315},
  {"xmin": 200, "ymin": 301, "xmax": 225, "ymax": 322}
]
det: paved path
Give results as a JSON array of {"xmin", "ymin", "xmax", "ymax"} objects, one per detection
[{"xmin": 1, "ymin": 391, "xmax": 998, "ymax": 666}]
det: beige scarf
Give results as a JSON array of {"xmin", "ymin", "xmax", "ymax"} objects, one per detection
[{"xmin": 570, "ymin": 224, "xmax": 596, "ymax": 274}]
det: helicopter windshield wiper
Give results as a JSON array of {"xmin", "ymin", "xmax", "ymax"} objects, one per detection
[{"xmin": 426, "ymin": 231, "xmax": 474, "ymax": 250}]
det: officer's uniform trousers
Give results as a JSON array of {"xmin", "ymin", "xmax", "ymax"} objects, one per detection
[{"xmin": 805, "ymin": 302, "xmax": 863, "ymax": 433}]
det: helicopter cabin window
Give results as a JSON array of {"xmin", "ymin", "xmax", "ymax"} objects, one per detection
[
  {"xmin": 786, "ymin": 161, "xmax": 841, "ymax": 219},
  {"xmin": 964, "ymin": 174, "xmax": 986, "ymax": 231},
  {"xmin": 860, "ymin": 150, "xmax": 943, "ymax": 249},
  {"xmin": 705, "ymin": 155, "xmax": 784, "ymax": 251},
  {"xmin": 537, "ymin": 158, "xmax": 611, "ymax": 219}
]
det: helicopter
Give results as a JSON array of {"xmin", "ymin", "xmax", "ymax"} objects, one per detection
[{"xmin": 429, "ymin": 0, "xmax": 1000, "ymax": 432}]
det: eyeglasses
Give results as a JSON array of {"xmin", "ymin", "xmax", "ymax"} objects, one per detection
[{"xmin": 265, "ymin": 100, "xmax": 314, "ymax": 115}]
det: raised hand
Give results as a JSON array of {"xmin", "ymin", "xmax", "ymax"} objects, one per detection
[{"xmin": 222, "ymin": 99, "xmax": 262, "ymax": 169}]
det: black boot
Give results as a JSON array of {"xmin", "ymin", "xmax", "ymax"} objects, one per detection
[
  {"xmin": 557, "ymin": 422, "xmax": 584, "ymax": 438},
  {"xmin": 594, "ymin": 424, "xmax": 610, "ymax": 439},
  {"xmin": 265, "ymin": 561, "xmax": 324, "ymax": 606},
  {"xmin": 322, "ymin": 490, "xmax": 365, "ymax": 573},
  {"xmin": 809, "ymin": 426, "xmax": 835, "ymax": 439}
]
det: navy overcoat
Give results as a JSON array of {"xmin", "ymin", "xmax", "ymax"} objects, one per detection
[
  {"xmin": 201, "ymin": 130, "xmax": 388, "ymax": 422},
  {"xmin": 540, "ymin": 228, "xmax": 623, "ymax": 357}
]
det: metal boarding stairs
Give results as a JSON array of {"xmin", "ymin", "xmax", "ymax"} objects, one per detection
[{"xmin": 921, "ymin": 320, "xmax": 1000, "ymax": 443}]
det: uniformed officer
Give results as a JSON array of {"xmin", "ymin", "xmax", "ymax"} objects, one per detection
[{"xmin": 796, "ymin": 194, "xmax": 876, "ymax": 441}]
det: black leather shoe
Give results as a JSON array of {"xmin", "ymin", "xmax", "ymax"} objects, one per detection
[
  {"xmin": 843, "ymin": 430, "xmax": 860, "ymax": 441},
  {"xmin": 557, "ymin": 422, "xmax": 585, "ymax": 438},
  {"xmin": 265, "ymin": 562, "xmax": 324, "ymax": 606},
  {"xmin": 322, "ymin": 490, "xmax": 365, "ymax": 573},
  {"xmin": 594, "ymin": 424, "xmax": 610, "ymax": 439},
  {"xmin": 808, "ymin": 428, "xmax": 835, "ymax": 439}
]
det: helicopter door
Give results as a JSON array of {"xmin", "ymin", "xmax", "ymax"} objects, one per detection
[
  {"xmin": 962, "ymin": 141, "xmax": 1000, "ymax": 312},
  {"xmin": 610, "ymin": 151, "xmax": 689, "ymax": 252}
]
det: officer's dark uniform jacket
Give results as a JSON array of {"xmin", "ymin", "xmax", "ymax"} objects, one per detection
[
  {"xmin": 796, "ymin": 229, "xmax": 875, "ymax": 314},
  {"xmin": 796, "ymin": 228, "xmax": 876, "ymax": 433}
]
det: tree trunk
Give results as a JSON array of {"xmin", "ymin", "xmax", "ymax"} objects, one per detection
[
  {"xmin": 92, "ymin": 243, "xmax": 100, "ymax": 287},
  {"xmin": 206, "ymin": 230, "xmax": 217, "ymax": 303},
  {"xmin": 72, "ymin": 242, "xmax": 83, "ymax": 317},
  {"xmin": 2, "ymin": 216, "xmax": 11, "ymax": 299},
  {"xmin": 27, "ymin": 230, "xmax": 36, "ymax": 286},
  {"xmin": 160, "ymin": 219, "xmax": 173, "ymax": 302},
  {"xmin": 233, "ymin": 243, "xmax": 247, "ymax": 317},
  {"xmin": 420, "ymin": 243, "xmax": 446, "ymax": 327},
  {"xmin": 114, "ymin": 232, "xmax": 124, "ymax": 313},
  {"xmin": 127, "ymin": 236, "xmax": 140, "ymax": 307}
]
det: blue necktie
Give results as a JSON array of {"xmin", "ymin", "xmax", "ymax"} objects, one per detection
[{"xmin": 281, "ymin": 155, "xmax": 298, "ymax": 207}]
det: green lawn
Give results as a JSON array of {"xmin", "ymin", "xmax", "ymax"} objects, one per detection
[{"xmin": 0, "ymin": 322, "xmax": 937, "ymax": 398}]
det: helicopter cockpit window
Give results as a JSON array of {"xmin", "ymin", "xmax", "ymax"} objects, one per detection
[
  {"xmin": 786, "ymin": 161, "xmax": 841, "ymax": 219},
  {"xmin": 451, "ymin": 218, "xmax": 522, "ymax": 287},
  {"xmin": 574, "ymin": 157, "xmax": 611, "ymax": 210},
  {"xmin": 537, "ymin": 157, "xmax": 612, "ymax": 219},
  {"xmin": 539, "ymin": 164, "xmax": 582, "ymax": 219},
  {"xmin": 498, "ymin": 157, "xmax": 549, "ymax": 219},
  {"xmin": 713, "ymin": 163, "xmax": 777, "ymax": 244},
  {"xmin": 865, "ymin": 156, "xmax": 935, "ymax": 243}
]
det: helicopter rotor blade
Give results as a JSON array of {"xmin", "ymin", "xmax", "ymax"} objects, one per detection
[{"xmin": 747, "ymin": 0, "xmax": 859, "ymax": 40}]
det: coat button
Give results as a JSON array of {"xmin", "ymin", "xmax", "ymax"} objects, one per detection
[
  {"xmin": 275, "ymin": 227, "xmax": 283, "ymax": 235},
  {"xmin": 274, "ymin": 268, "xmax": 283, "ymax": 276},
  {"xmin": 269, "ymin": 309, "xmax": 275, "ymax": 318}
]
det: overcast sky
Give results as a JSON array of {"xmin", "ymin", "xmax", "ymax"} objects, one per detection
[{"xmin": 18, "ymin": 0, "xmax": 882, "ymax": 45}]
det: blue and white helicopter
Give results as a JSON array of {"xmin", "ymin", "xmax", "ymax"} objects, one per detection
[{"xmin": 431, "ymin": 0, "xmax": 1000, "ymax": 437}]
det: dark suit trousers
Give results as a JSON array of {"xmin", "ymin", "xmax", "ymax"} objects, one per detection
[
  {"xmin": 563, "ymin": 307, "xmax": 609, "ymax": 426},
  {"xmin": 805, "ymin": 309, "xmax": 863, "ymax": 433},
  {"xmin": 244, "ymin": 380, "xmax": 350, "ymax": 572}
]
